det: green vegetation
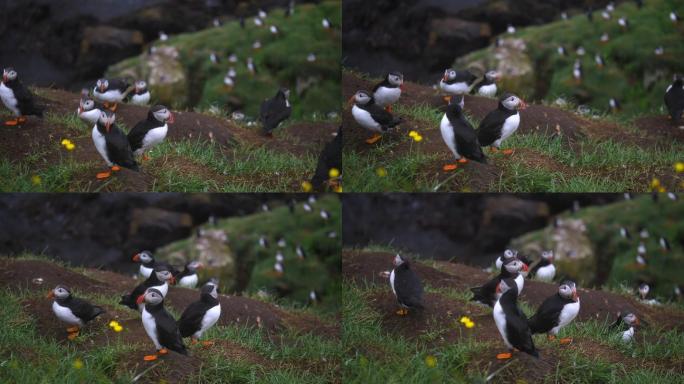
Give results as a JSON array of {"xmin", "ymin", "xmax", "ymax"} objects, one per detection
[
  {"xmin": 108, "ymin": 1, "xmax": 341, "ymax": 119},
  {"xmin": 457, "ymin": 0, "xmax": 684, "ymax": 117}
]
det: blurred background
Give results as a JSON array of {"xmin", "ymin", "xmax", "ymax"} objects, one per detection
[
  {"xmin": 0, "ymin": 193, "xmax": 341, "ymax": 314},
  {"xmin": 343, "ymin": 0, "xmax": 684, "ymax": 117},
  {"xmin": 342, "ymin": 193, "xmax": 683, "ymax": 300},
  {"xmin": 0, "ymin": 0, "xmax": 340, "ymax": 119}
]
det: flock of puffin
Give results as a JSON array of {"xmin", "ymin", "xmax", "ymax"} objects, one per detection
[
  {"xmin": 48, "ymin": 251, "xmax": 218, "ymax": 361},
  {"xmin": 348, "ymin": 1, "xmax": 684, "ymax": 172}
]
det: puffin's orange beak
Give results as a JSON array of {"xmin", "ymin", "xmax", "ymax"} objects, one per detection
[
  {"xmin": 99, "ymin": 84, "xmax": 105, "ymax": 92},
  {"xmin": 2, "ymin": 74, "xmax": 7, "ymax": 83},
  {"xmin": 169, "ymin": 276, "xmax": 176, "ymax": 285},
  {"xmin": 519, "ymin": 100, "xmax": 528, "ymax": 110},
  {"xmin": 167, "ymin": 113, "xmax": 175, "ymax": 124},
  {"xmin": 522, "ymin": 263, "xmax": 529, "ymax": 272},
  {"xmin": 77, "ymin": 107, "xmax": 83, "ymax": 115},
  {"xmin": 105, "ymin": 121, "xmax": 112, "ymax": 133},
  {"xmin": 347, "ymin": 96, "xmax": 355, "ymax": 108},
  {"xmin": 442, "ymin": 74, "xmax": 448, "ymax": 82},
  {"xmin": 572, "ymin": 289, "xmax": 578, "ymax": 301},
  {"xmin": 634, "ymin": 317, "xmax": 640, "ymax": 325},
  {"xmin": 47, "ymin": 291, "xmax": 55, "ymax": 299},
  {"xmin": 495, "ymin": 283, "xmax": 501, "ymax": 294},
  {"xmin": 132, "ymin": 253, "xmax": 140, "ymax": 262},
  {"xmin": 136, "ymin": 294, "xmax": 145, "ymax": 305}
]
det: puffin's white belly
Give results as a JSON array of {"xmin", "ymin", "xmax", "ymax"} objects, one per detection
[
  {"xmin": 140, "ymin": 265, "xmax": 153, "ymax": 279},
  {"xmin": 352, "ymin": 105, "xmax": 382, "ymax": 133},
  {"xmin": 79, "ymin": 109, "xmax": 101, "ymax": 125},
  {"xmin": 52, "ymin": 301, "xmax": 83, "ymax": 326},
  {"xmin": 94, "ymin": 89, "xmax": 124, "ymax": 103},
  {"xmin": 374, "ymin": 87, "xmax": 401, "ymax": 107},
  {"xmin": 92, "ymin": 125, "xmax": 113, "ymax": 166},
  {"xmin": 195, "ymin": 304, "xmax": 221, "ymax": 338},
  {"xmin": 440, "ymin": 81, "xmax": 469, "ymax": 95},
  {"xmin": 0, "ymin": 82, "xmax": 20, "ymax": 115},
  {"xmin": 138, "ymin": 124, "xmax": 168, "ymax": 154},
  {"xmin": 131, "ymin": 92, "xmax": 150, "ymax": 106},
  {"xmin": 389, "ymin": 269, "xmax": 396, "ymax": 296},
  {"xmin": 515, "ymin": 274, "xmax": 525, "ymax": 294},
  {"xmin": 536, "ymin": 264, "xmax": 556, "ymax": 282},
  {"xmin": 499, "ymin": 113, "xmax": 520, "ymax": 142},
  {"xmin": 141, "ymin": 307, "xmax": 162, "ymax": 349},
  {"xmin": 478, "ymin": 83, "xmax": 497, "ymax": 97},
  {"xmin": 493, "ymin": 300, "xmax": 512, "ymax": 348},
  {"xmin": 179, "ymin": 274, "xmax": 198, "ymax": 288},
  {"xmin": 440, "ymin": 114, "xmax": 460, "ymax": 159},
  {"xmin": 551, "ymin": 298, "xmax": 580, "ymax": 335}
]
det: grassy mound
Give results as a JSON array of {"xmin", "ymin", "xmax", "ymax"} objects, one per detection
[{"xmin": 108, "ymin": 1, "xmax": 341, "ymax": 120}]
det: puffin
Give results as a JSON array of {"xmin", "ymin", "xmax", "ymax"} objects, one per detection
[
  {"xmin": 178, "ymin": 282, "xmax": 222, "ymax": 345},
  {"xmin": 609, "ymin": 98, "xmax": 620, "ymax": 113},
  {"xmin": 120, "ymin": 265, "xmax": 176, "ymax": 310},
  {"xmin": 664, "ymin": 75, "xmax": 684, "ymax": 124},
  {"xmin": 350, "ymin": 90, "xmax": 402, "ymax": 144},
  {"xmin": 129, "ymin": 80, "xmax": 151, "ymax": 106},
  {"xmin": 439, "ymin": 97, "xmax": 487, "ymax": 171},
  {"xmin": 389, "ymin": 254, "xmax": 424, "ymax": 316},
  {"xmin": 48, "ymin": 285, "xmax": 105, "ymax": 340},
  {"xmin": 132, "ymin": 250, "xmax": 179, "ymax": 279},
  {"xmin": 296, "ymin": 244, "xmax": 306, "ymax": 259},
  {"xmin": 260, "ymin": 88, "xmax": 292, "ymax": 136},
  {"xmin": 495, "ymin": 249, "xmax": 517, "ymax": 270},
  {"xmin": 310, "ymin": 127, "xmax": 342, "ymax": 192},
  {"xmin": 493, "ymin": 278, "xmax": 539, "ymax": 359},
  {"xmin": 527, "ymin": 281, "xmax": 580, "ymax": 344},
  {"xmin": 92, "ymin": 109, "xmax": 139, "ymax": 179},
  {"xmin": 439, "ymin": 69, "xmax": 477, "ymax": 102},
  {"xmin": 530, "ymin": 251, "xmax": 556, "ymax": 282},
  {"xmin": 595, "ymin": 54, "xmax": 605, "ymax": 68},
  {"xmin": 619, "ymin": 227, "xmax": 631, "ymax": 239},
  {"xmin": 659, "ymin": 236, "xmax": 671, "ymax": 251},
  {"xmin": 258, "ymin": 236, "xmax": 269, "ymax": 248},
  {"xmin": 471, "ymin": 258, "xmax": 527, "ymax": 307},
  {"xmin": 372, "ymin": 72, "xmax": 404, "ymax": 111},
  {"xmin": 0, "ymin": 67, "xmax": 43, "ymax": 125},
  {"xmin": 638, "ymin": 283, "xmax": 650, "ymax": 300},
  {"xmin": 176, "ymin": 261, "xmax": 204, "ymax": 289},
  {"xmin": 93, "ymin": 78, "xmax": 130, "ymax": 111},
  {"xmin": 573, "ymin": 60, "xmax": 582, "ymax": 83},
  {"xmin": 609, "ymin": 312, "xmax": 640, "ymax": 331},
  {"xmin": 470, "ymin": 70, "xmax": 501, "ymax": 98},
  {"xmin": 127, "ymin": 105, "xmax": 175, "ymax": 160},
  {"xmin": 476, "ymin": 93, "xmax": 527, "ymax": 155},
  {"xmin": 77, "ymin": 91, "xmax": 103, "ymax": 126},
  {"xmin": 139, "ymin": 288, "xmax": 188, "ymax": 361}
]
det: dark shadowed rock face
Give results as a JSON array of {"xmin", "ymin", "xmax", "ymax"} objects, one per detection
[
  {"xmin": 341, "ymin": 194, "xmax": 620, "ymax": 266},
  {"xmin": 0, "ymin": 194, "xmax": 301, "ymax": 272}
]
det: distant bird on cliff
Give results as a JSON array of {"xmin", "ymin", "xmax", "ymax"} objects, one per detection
[
  {"xmin": 322, "ymin": 17, "xmax": 331, "ymax": 29},
  {"xmin": 506, "ymin": 24, "xmax": 516, "ymax": 34},
  {"xmin": 223, "ymin": 73, "xmax": 235, "ymax": 89},
  {"xmin": 350, "ymin": 90, "xmax": 402, "ymax": 144},
  {"xmin": 258, "ymin": 9, "xmax": 267, "ymax": 19},
  {"xmin": 270, "ymin": 25, "xmax": 279, "ymax": 35},
  {"xmin": 638, "ymin": 283, "xmax": 650, "ymax": 300},
  {"xmin": 576, "ymin": 46, "xmax": 586, "ymax": 56},
  {"xmin": 664, "ymin": 75, "xmax": 684, "ymax": 124},
  {"xmin": 92, "ymin": 110, "xmax": 138, "ymax": 179},
  {"xmin": 619, "ymin": 227, "xmax": 631, "ymax": 239},
  {"xmin": 128, "ymin": 105, "xmax": 174, "ymax": 160},
  {"xmin": 573, "ymin": 60, "xmax": 582, "ymax": 83},
  {"xmin": 228, "ymin": 53, "xmax": 238, "ymax": 63},
  {"xmin": 247, "ymin": 57, "xmax": 256, "ymax": 75},
  {"xmin": 595, "ymin": 54, "xmax": 606, "ymax": 68},
  {"xmin": 602, "ymin": 10, "xmax": 611, "ymax": 20},
  {"xmin": 390, "ymin": 254, "xmax": 424, "ymax": 316},
  {"xmin": 209, "ymin": 51, "xmax": 219, "ymax": 64},
  {"xmin": 49, "ymin": 285, "xmax": 105, "ymax": 340},
  {"xmin": 609, "ymin": 98, "xmax": 620, "ymax": 113},
  {"xmin": 260, "ymin": 88, "xmax": 292, "ymax": 137},
  {"xmin": 659, "ymin": 236, "xmax": 671, "ymax": 251},
  {"xmin": 372, "ymin": 72, "xmax": 404, "ymax": 111},
  {"xmin": 253, "ymin": 17, "xmax": 263, "ymax": 27},
  {"xmin": 129, "ymin": 80, "xmax": 150, "ymax": 106},
  {"xmin": 557, "ymin": 46, "xmax": 567, "ymax": 56},
  {"xmin": 600, "ymin": 32, "xmax": 610, "ymax": 43},
  {"xmin": 0, "ymin": 67, "xmax": 43, "ymax": 125},
  {"xmin": 252, "ymin": 40, "xmax": 262, "ymax": 50},
  {"xmin": 476, "ymin": 93, "xmax": 527, "ymax": 155},
  {"xmin": 93, "ymin": 78, "xmax": 131, "ymax": 111},
  {"xmin": 561, "ymin": 12, "xmax": 568, "ymax": 20},
  {"xmin": 159, "ymin": 31, "xmax": 169, "ymax": 41},
  {"xmin": 439, "ymin": 97, "xmax": 487, "ymax": 171},
  {"xmin": 670, "ymin": 11, "xmax": 680, "ymax": 23},
  {"xmin": 471, "ymin": 70, "xmax": 501, "ymax": 97},
  {"xmin": 440, "ymin": 69, "xmax": 477, "ymax": 103},
  {"xmin": 618, "ymin": 17, "xmax": 630, "ymax": 30},
  {"xmin": 654, "ymin": 46, "xmax": 664, "ymax": 56}
]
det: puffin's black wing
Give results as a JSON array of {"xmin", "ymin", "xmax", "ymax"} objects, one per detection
[
  {"xmin": 453, "ymin": 114, "xmax": 487, "ymax": 163},
  {"xmin": 311, "ymin": 127, "xmax": 342, "ymax": 191},
  {"xmin": 469, "ymin": 78, "xmax": 485, "ymax": 94},
  {"xmin": 69, "ymin": 297, "xmax": 105, "ymax": 323},
  {"xmin": 506, "ymin": 311, "xmax": 538, "ymax": 357},
  {"xmin": 664, "ymin": 85, "xmax": 684, "ymax": 123},
  {"xmin": 365, "ymin": 103, "xmax": 402, "ymax": 129},
  {"xmin": 477, "ymin": 108, "xmax": 512, "ymax": 147},
  {"xmin": 156, "ymin": 308, "xmax": 188, "ymax": 355},
  {"xmin": 453, "ymin": 71, "xmax": 477, "ymax": 84},
  {"xmin": 120, "ymin": 280, "xmax": 151, "ymax": 309},
  {"xmin": 12, "ymin": 81, "xmax": 43, "ymax": 117},
  {"xmin": 108, "ymin": 78, "xmax": 130, "ymax": 92},
  {"xmin": 105, "ymin": 125, "xmax": 139, "ymax": 171},
  {"xmin": 127, "ymin": 120, "xmax": 155, "ymax": 152},
  {"xmin": 371, "ymin": 78, "xmax": 389, "ymax": 93},
  {"xmin": 260, "ymin": 97, "xmax": 292, "ymax": 133},
  {"xmin": 527, "ymin": 295, "xmax": 564, "ymax": 334},
  {"xmin": 394, "ymin": 267, "xmax": 424, "ymax": 309},
  {"xmin": 470, "ymin": 276, "xmax": 501, "ymax": 307},
  {"xmin": 178, "ymin": 301, "xmax": 212, "ymax": 337}
]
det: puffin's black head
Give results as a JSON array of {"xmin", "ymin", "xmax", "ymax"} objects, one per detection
[
  {"xmin": 499, "ymin": 93, "xmax": 527, "ymax": 111},
  {"xmin": 149, "ymin": 105, "xmax": 174, "ymax": 124},
  {"xmin": 351, "ymin": 90, "xmax": 373, "ymax": 106},
  {"xmin": 2, "ymin": 67, "xmax": 17, "ymax": 83},
  {"xmin": 393, "ymin": 254, "xmax": 409, "ymax": 267},
  {"xmin": 98, "ymin": 109, "xmax": 116, "ymax": 133},
  {"xmin": 278, "ymin": 88, "xmax": 290, "ymax": 100},
  {"xmin": 47, "ymin": 285, "xmax": 71, "ymax": 300},
  {"xmin": 133, "ymin": 250, "xmax": 154, "ymax": 264},
  {"xmin": 503, "ymin": 258, "xmax": 528, "ymax": 274},
  {"xmin": 541, "ymin": 250, "xmax": 554, "ymax": 261},
  {"xmin": 503, "ymin": 249, "xmax": 518, "ymax": 260},
  {"xmin": 79, "ymin": 98, "xmax": 96, "ymax": 114},
  {"xmin": 206, "ymin": 277, "xmax": 220, "ymax": 288},
  {"xmin": 442, "ymin": 69, "xmax": 457, "ymax": 82},
  {"xmin": 135, "ymin": 80, "xmax": 147, "ymax": 93},
  {"xmin": 185, "ymin": 260, "xmax": 203, "ymax": 273},
  {"xmin": 201, "ymin": 282, "xmax": 219, "ymax": 299},
  {"xmin": 673, "ymin": 74, "xmax": 683, "ymax": 85},
  {"xmin": 96, "ymin": 78, "xmax": 109, "ymax": 93},
  {"xmin": 623, "ymin": 313, "xmax": 639, "ymax": 326},
  {"xmin": 638, "ymin": 283, "xmax": 650, "ymax": 295},
  {"xmin": 154, "ymin": 265, "xmax": 176, "ymax": 285},
  {"xmin": 138, "ymin": 288, "xmax": 164, "ymax": 306},
  {"xmin": 496, "ymin": 278, "xmax": 517, "ymax": 296},
  {"xmin": 558, "ymin": 281, "xmax": 578, "ymax": 301},
  {"xmin": 387, "ymin": 72, "xmax": 404, "ymax": 87},
  {"xmin": 484, "ymin": 70, "xmax": 500, "ymax": 82}
]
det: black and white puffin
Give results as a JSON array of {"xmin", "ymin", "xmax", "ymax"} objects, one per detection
[
  {"xmin": 495, "ymin": 249, "xmax": 517, "ymax": 270},
  {"xmin": 127, "ymin": 105, "xmax": 174, "ymax": 160},
  {"xmin": 573, "ymin": 60, "xmax": 582, "ymax": 83},
  {"xmin": 530, "ymin": 251, "xmax": 556, "ymax": 282},
  {"xmin": 260, "ymin": 88, "xmax": 292, "ymax": 136},
  {"xmin": 178, "ymin": 282, "xmax": 221, "ymax": 345},
  {"xmin": 93, "ymin": 78, "xmax": 130, "ymax": 111},
  {"xmin": 470, "ymin": 70, "xmax": 501, "ymax": 98},
  {"xmin": 129, "ymin": 80, "xmax": 151, "ymax": 106},
  {"xmin": 77, "ymin": 90, "xmax": 103, "ymax": 126},
  {"xmin": 120, "ymin": 265, "xmax": 176, "ymax": 310},
  {"xmin": 296, "ymin": 244, "xmax": 306, "ymax": 259},
  {"xmin": 138, "ymin": 288, "xmax": 188, "ymax": 361},
  {"xmin": 619, "ymin": 227, "xmax": 631, "ymax": 239},
  {"xmin": 310, "ymin": 127, "xmax": 342, "ymax": 192},
  {"xmin": 609, "ymin": 98, "xmax": 620, "ymax": 113},
  {"xmin": 92, "ymin": 110, "xmax": 138, "ymax": 179},
  {"xmin": 471, "ymin": 258, "xmax": 527, "ymax": 307},
  {"xmin": 258, "ymin": 236, "xmax": 269, "ymax": 248},
  {"xmin": 609, "ymin": 312, "xmax": 640, "ymax": 332},
  {"xmin": 389, "ymin": 254, "xmax": 424, "ymax": 316},
  {"xmin": 659, "ymin": 236, "xmax": 671, "ymax": 251},
  {"xmin": 638, "ymin": 282, "xmax": 650, "ymax": 300},
  {"xmin": 595, "ymin": 54, "xmax": 606, "ymax": 68},
  {"xmin": 48, "ymin": 285, "xmax": 105, "ymax": 340},
  {"xmin": 664, "ymin": 75, "xmax": 684, "ymax": 124},
  {"xmin": 476, "ymin": 93, "xmax": 527, "ymax": 155},
  {"xmin": 133, "ymin": 250, "xmax": 179, "ymax": 278},
  {"xmin": 670, "ymin": 11, "xmax": 680, "ymax": 23},
  {"xmin": 176, "ymin": 261, "xmax": 204, "ymax": 288},
  {"xmin": 493, "ymin": 278, "xmax": 539, "ymax": 359},
  {"xmin": 439, "ymin": 69, "xmax": 477, "ymax": 102},
  {"xmin": 439, "ymin": 97, "xmax": 486, "ymax": 171},
  {"xmin": 618, "ymin": 17, "xmax": 629, "ymax": 30},
  {"xmin": 372, "ymin": 72, "xmax": 404, "ymax": 111},
  {"xmin": 350, "ymin": 90, "xmax": 402, "ymax": 144},
  {"xmin": 527, "ymin": 281, "xmax": 580, "ymax": 344},
  {"xmin": 0, "ymin": 67, "xmax": 43, "ymax": 125}
]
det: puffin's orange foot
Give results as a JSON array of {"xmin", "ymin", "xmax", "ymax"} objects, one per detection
[
  {"xmin": 96, "ymin": 171, "xmax": 111, "ymax": 179},
  {"xmin": 66, "ymin": 326, "xmax": 80, "ymax": 333},
  {"xmin": 396, "ymin": 308, "xmax": 408, "ymax": 316},
  {"xmin": 458, "ymin": 158, "xmax": 468, "ymax": 164},
  {"xmin": 111, "ymin": 165, "xmax": 121, "ymax": 172},
  {"xmin": 496, "ymin": 352, "xmax": 512, "ymax": 360},
  {"xmin": 442, "ymin": 164, "xmax": 458, "ymax": 172},
  {"xmin": 103, "ymin": 102, "xmax": 110, "ymax": 109},
  {"xmin": 502, "ymin": 149, "xmax": 515, "ymax": 155},
  {"xmin": 489, "ymin": 147, "xmax": 499, "ymax": 153},
  {"xmin": 143, "ymin": 354, "xmax": 158, "ymax": 361},
  {"xmin": 365, "ymin": 134, "xmax": 382, "ymax": 144},
  {"xmin": 191, "ymin": 339, "xmax": 199, "ymax": 345},
  {"xmin": 559, "ymin": 337, "xmax": 573, "ymax": 345},
  {"xmin": 384, "ymin": 105, "xmax": 393, "ymax": 113},
  {"xmin": 4, "ymin": 119, "xmax": 19, "ymax": 126},
  {"xmin": 202, "ymin": 340, "xmax": 215, "ymax": 347},
  {"xmin": 143, "ymin": 153, "xmax": 150, "ymax": 161},
  {"xmin": 109, "ymin": 103, "xmax": 118, "ymax": 112},
  {"xmin": 443, "ymin": 96, "xmax": 452, "ymax": 104},
  {"xmin": 17, "ymin": 116, "xmax": 27, "ymax": 123},
  {"xmin": 67, "ymin": 332, "xmax": 79, "ymax": 340},
  {"xmin": 547, "ymin": 334, "xmax": 556, "ymax": 341},
  {"xmin": 158, "ymin": 348, "xmax": 168, "ymax": 355}
]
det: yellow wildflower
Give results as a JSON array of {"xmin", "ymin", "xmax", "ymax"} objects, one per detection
[
  {"xmin": 334, "ymin": 185, "xmax": 343, "ymax": 193},
  {"xmin": 413, "ymin": 134, "xmax": 423, "ymax": 142},
  {"xmin": 65, "ymin": 142, "xmax": 75, "ymax": 151},
  {"xmin": 408, "ymin": 130, "xmax": 418, "ymax": 138},
  {"xmin": 72, "ymin": 358, "xmax": 84, "ymax": 370},
  {"xmin": 109, "ymin": 320, "xmax": 119, "ymax": 328},
  {"xmin": 61, "ymin": 139, "xmax": 70, "ymax": 146},
  {"xmin": 465, "ymin": 321, "xmax": 475, "ymax": 328},
  {"xmin": 459, "ymin": 316, "xmax": 471, "ymax": 324},
  {"xmin": 301, "ymin": 181, "xmax": 313, "ymax": 192},
  {"xmin": 376, "ymin": 167, "xmax": 387, "ymax": 177},
  {"xmin": 658, "ymin": 187, "xmax": 666, "ymax": 193},
  {"xmin": 31, "ymin": 175, "xmax": 41, "ymax": 185},
  {"xmin": 113, "ymin": 325, "xmax": 123, "ymax": 332},
  {"xmin": 675, "ymin": 162, "xmax": 684, "ymax": 173},
  {"xmin": 650, "ymin": 178, "xmax": 660, "ymax": 189},
  {"xmin": 424, "ymin": 355, "xmax": 437, "ymax": 368},
  {"xmin": 328, "ymin": 168, "xmax": 340, "ymax": 178}
]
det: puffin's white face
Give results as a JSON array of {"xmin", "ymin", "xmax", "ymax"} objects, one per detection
[
  {"xmin": 393, "ymin": 254, "xmax": 405, "ymax": 267},
  {"xmin": 623, "ymin": 313, "xmax": 639, "ymax": 326},
  {"xmin": 639, "ymin": 284, "xmax": 649, "ymax": 295},
  {"xmin": 96, "ymin": 79, "xmax": 109, "ymax": 92},
  {"xmin": 485, "ymin": 70, "xmax": 500, "ymax": 82},
  {"xmin": 202, "ymin": 283, "xmax": 219, "ymax": 299},
  {"xmin": 558, "ymin": 281, "xmax": 578, "ymax": 301},
  {"xmin": 282, "ymin": 89, "xmax": 291, "ymax": 99},
  {"xmin": 152, "ymin": 106, "xmax": 174, "ymax": 123},
  {"xmin": 98, "ymin": 110, "xmax": 116, "ymax": 131},
  {"xmin": 443, "ymin": 69, "xmax": 456, "ymax": 82},
  {"xmin": 135, "ymin": 80, "xmax": 147, "ymax": 91},
  {"xmin": 541, "ymin": 250, "xmax": 554, "ymax": 260},
  {"xmin": 503, "ymin": 249, "xmax": 516, "ymax": 259},
  {"xmin": 136, "ymin": 251, "xmax": 153, "ymax": 263},
  {"xmin": 354, "ymin": 91, "xmax": 372, "ymax": 105},
  {"xmin": 504, "ymin": 259, "xmax": 527, "ymax": 274},
  {"xmin": 501, "ymin": 94, "xmax": 525, "ymax": 111},
  {"xmin": 142, "ymin": 289, "xmax": 164, "ymax": 305},
  {"xmin": 51, "ymin": 285, "xmax": 71, "ymax": 299},
  {"xmin": 155, "ymin": 269, "xmax": 174, "ymax": 283},
  {"xmin": 3, "ymin": 68, "xmax": 17, "ymax": 82},
  {"xmin": 187, "ymin": 261, "xmax": 203, "ymax": 272},
  {"xmin": 79, "ymin": 98, "xmax": 96, "ymax": 114},
  {"xmin": 388, "ymin": 73, "xmax": 403, "ymax": 87}
]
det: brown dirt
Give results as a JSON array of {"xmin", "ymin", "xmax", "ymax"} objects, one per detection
[
  {"xmin": 634, "ymin": 115, "xmax": 684, "ymax": 144},
  {"xmin": 0, "ymin": 259, "xmax": 117, "ymax": 295}
]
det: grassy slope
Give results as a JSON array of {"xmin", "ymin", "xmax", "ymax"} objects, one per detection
[
  {"xmin": 513, "ymin": 195, "xmax": 684, "ymax": 299},
  {"xmin": 342, "ymin": 70, "xmax": 684, "ymax": 192},
  {"xmin": 108, "ymin": 1, "xmax": 341, "ymax": 119},
  {"xmin": 0, "ymin": 256, "xmax": 339, "ymax": 384},
  {"xmin": 457, "ymin": 0, "xmax": 684, "ymax": 117},
  {"xmin": 342, "ymin": 249, "xmax": 684, "ymax": 383},
  {"xmin": 158, "ymin": 195, "xmax": 341, "ymax": 316}
]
